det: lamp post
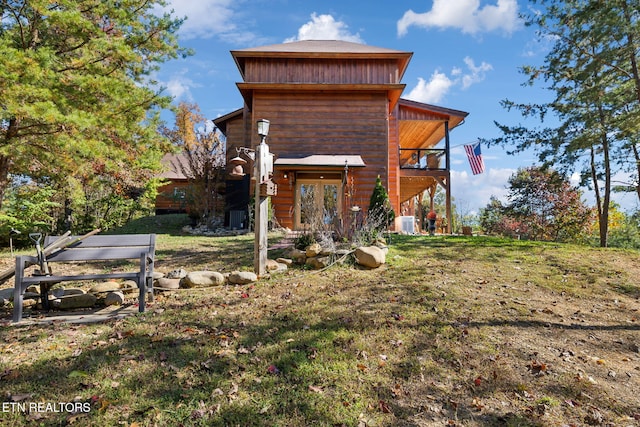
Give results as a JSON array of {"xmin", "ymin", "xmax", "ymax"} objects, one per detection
[{"xmin": 254, "ymin": 119, "xmax": 272, "ymax": 276}]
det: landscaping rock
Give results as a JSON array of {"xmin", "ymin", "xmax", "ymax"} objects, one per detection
[
  {"xmin": 182, "ymin": 271, "xmax": 226, "ymax": 288},
  {"xmin": 52, "ymin": 293, "xmax": 97, "ymax": 310},
  {"xmin": 0, "ymin": 288, "xmax": 14, "ymax": 300},
  {"xmin": 89, "ymin": 281, "xmax": 121, "ymax": 294},
  {"xmin": 305, "ymin": 243, "xmax": 322, "ymax": 258},
  {"xmin": 288, "ymin": 249, "xmax": 307, "ymax": 264},
  {"xmin": 26, "ymin": 285, "xmax": 40, "ymax": 294},
  {"xmin": 354, "ymin": 246, "xmax": 386, "ymax": 268},
  {"xmin": 23, "ymin": 298, "xmax": 37, "ymax": 308},
  {"xmin": 228, "ymin": 271, "xmax": 258, "ymax": 285},
  {"xmin": 63, "ymin": 288, "xmax": 86, "ymax": 296},
  {"xmin": 166, "ymin": 268, "xmax": 187, "ymax": 279},
  {"xmin": 276, "ymin": 258, "xmax": 293, "ymax": 267},
  {"xmin": 156, "ymin": 278, "xmax": 181, "ymax": 290},
  {"xmin": 306, "ymin": 256, "xmax": 330, "ymax": 269},
  {"xmin": 152, "ymin": 271, "xmax": 165, "ymax": 280},
  {"xmin": 105, "ymin": 291, "xmax": 125, "ymax": 306},
  {"xmin": 266, "ymin": 259, "xmax": 284, "ymax": 271}
]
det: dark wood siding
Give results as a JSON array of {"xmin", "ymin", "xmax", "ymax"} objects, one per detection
[
  {"xmin": 243, "ymin": 59, "xmax": 400, "ymax": 85},
  {"xmin": 252, "ymin": 90, "xmax": 390, "ymax": 227}
]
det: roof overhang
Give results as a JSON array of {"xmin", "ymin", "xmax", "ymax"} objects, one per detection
[
  {"xmin": 274, "ymin": 154, "xmax": 366, "ymax": 168},
  {"xmin": 397, "ymin": 98, "xmax": 469, "ymax": 150},
  {"xmin": 237, "ymin": 83, "xmax": 406, "ymax": 113}
]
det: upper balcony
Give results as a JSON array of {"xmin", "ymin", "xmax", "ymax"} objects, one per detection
[{"xmin": 399, "ymin": 147, "xmax": 447, "ymax": 177}]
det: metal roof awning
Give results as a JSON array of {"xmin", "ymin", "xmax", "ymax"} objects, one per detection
[{"xmin": 274, "ymin": 155, "xmax": 366, "ymax": 168}]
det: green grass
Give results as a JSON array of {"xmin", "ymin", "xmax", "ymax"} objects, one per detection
[{"xmin": 1, "ymin": 230, "xmax": 639, "ymax": 426}]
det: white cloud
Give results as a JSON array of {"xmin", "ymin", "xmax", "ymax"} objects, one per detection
[
  {"xmin": 405, "ymin": 57, "xmax": 492, "ymax": 104},
  {"xmin": 285, "ymin": 13, "xmax": 364, "ymax": 43},
  {"xmin": 158, "ymin": 0, "xmax": 241, "ymax": 41},
  {"xmin": 160, "ymin": 69, "xmax": 201, "ymax": 101},
  {"xmin": 405, "ymin": 73, "xmax": 454, "ymax": 104},
  {"xmin": 451, "ymin": 167, "xmax": 515, "ymax": 214},
  {"xmin": 397, "ymin": 0, "xmax": 521, "ymax": 37}
]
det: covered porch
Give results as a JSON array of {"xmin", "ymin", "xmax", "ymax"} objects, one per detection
[{"xmin": 396, "ymin": 99, "xmax": 468, "ymax": 233}]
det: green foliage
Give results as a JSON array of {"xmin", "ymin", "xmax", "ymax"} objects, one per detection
[
  {"xmin": 0, "ymin": 0, "xmax": 189, "ymax": 212},
  {"xmin": 0, "ymin": 178, "xmax": 59, "ymax": 247},
  {"xmin": 294, "ymin": 232, "xmax": 316, "ymax": 250},
  {"xmin": 480, "ymin": 167, "xmax": 594, "ymax": 243},
  {"xmin": 367, "ymin": 176, "xmax": 395, "ymax": 231},
  {"xmin": 487, "ymin": 0, "xmax": 640, "ymax": 247},
  {"xmin": 607, "ymin": 210, "xmax": 640, "ymax": 249}
]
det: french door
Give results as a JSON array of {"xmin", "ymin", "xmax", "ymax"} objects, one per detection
[{"xmin": 294, "ymin": 173, "xmax": 342, "ymax": 230}]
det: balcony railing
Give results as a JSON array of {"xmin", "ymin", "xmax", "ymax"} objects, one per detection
[{"xmin": 399, "ymin": 148, "xmax": 447, "ymax": 170}]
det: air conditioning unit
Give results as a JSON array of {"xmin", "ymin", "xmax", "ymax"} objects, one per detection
[{"xmin": 399, "ymin": 216, "xmax": 415, "ymax": 234}]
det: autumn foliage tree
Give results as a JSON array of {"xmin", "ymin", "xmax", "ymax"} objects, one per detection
[
  {"xmin": 0, "ymin": 0, "xmax": 188, "ymax": 216},
  {"xmin": 481, "ymin": 167, "xmax": 594, "ymax": 242},
  {"xmin": 161, "ymin": 102, "xmax": 226, "ymax": 226}
]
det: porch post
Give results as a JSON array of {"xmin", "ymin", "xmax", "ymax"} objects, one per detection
[{"xmin": 444, "ymin": 120, "xmax": 452, "ymax": 234}]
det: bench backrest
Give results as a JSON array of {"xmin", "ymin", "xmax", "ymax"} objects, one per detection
[{"xmin": 43, "ymin": 234, "xmax": 156, "ymax": 262}]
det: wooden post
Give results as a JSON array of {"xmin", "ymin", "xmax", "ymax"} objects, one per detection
[{"xmin": 254, "ymin": 140, "xmax": 270, "ymax": 276}]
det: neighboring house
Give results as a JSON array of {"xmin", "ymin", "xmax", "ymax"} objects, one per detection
[
  {"xmin": 214, "ymin": 40, "xmax": 468, "ymax": 232},
  {"xmin": 155, "ymin": 153, "xmax": 189, "ymax": 214}
]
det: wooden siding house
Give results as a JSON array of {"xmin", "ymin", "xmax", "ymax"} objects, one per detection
[
  {"xmin": 214, "ymin": 40, "xmax": 468, "ymax": 232},
  {"xmin": 155, "ymin": 153, "xmax": 189, "ymax": 214}
]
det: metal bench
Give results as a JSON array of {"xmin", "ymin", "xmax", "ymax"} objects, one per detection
[{"xmin": 12, "ymin": 234, "xmax": 156, "ymax": 323}]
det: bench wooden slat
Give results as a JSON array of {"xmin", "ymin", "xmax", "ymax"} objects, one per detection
[{"xmin": 46, "ymin": 247, "xmax": 153, "ymax": 262}]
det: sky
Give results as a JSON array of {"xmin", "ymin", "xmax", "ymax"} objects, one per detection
[{"xmin": 153, "ymin": 0, "xmax": 639, "ymax": 215}]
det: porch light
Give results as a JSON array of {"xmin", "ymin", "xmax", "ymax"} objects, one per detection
[{"xmin": 257, "ymin": 119, "xmax": 270, "ymax": 141}]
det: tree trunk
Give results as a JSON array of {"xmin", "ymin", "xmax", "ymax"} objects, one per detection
[{"xmin": 0, "ymin": 154, "xmax": 10, "ymax": 212}]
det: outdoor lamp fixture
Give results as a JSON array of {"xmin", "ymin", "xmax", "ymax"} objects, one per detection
[{"xmin": 257, "ymin": 118, "xmax": 270, "ymax": 142}]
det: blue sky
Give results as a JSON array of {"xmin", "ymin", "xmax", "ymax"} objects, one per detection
[{"xmin": 153, "ymin": 0, "xmax": 638, "ymax": 214}]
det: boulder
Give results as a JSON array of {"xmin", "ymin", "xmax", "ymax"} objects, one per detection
[
  {"xmin": 266, "ymin": 259, "xmax": 281, "ymax": 271},
  {"xmin": 152, "ymin": 271, "xmax": 165, "ymax": 280},
  {"xmin": 275, "ymin": 258, "xmax": 293, "ymax": 267},
  {"xmin": 104, "ymin": 291, "xmax": 125, "ymax": 306},
  {"xmin": 305, "ymin": 243, "xmax": 322, "ymax": 258},
  {"xmin": 228, "ymin": 271, "xmax": 258, "ymax": 285},
  {"xmin": 354, "ymin": 246, "xmax": 386, "ymax": 269},
  {"xmin": 166, "ymin": 268, "xmax": 187, "ymax": 279},
  {"xmin": 63, "ymin": 288, "xmax": 86, "ymax": 296},
  {"xmin": 26, "ymin": 285, "xmax": 40, "ymax": 294},
  {"xmin": 0, "ymin": 288, "xmax": 14, "ymax": 301},
  {"xmin": 89, "ymin": 281, "xmax": 121, "ymax": 294},
  {"xmin": 156, "ymin": 277, "xmax": 181, "ymax": 290},
  {"xmin": 288, "ymin": 249, "xmax": 307, "ymax": 264},
  {"xmin": 52, "ymin": 293, "xmax": 97, "ymax": 310},
  {"xmin": 182, "ymin": 271, "xmax": 226, "ymax": 288},
  {"xmin": 306, "ymin": 256, "xmax": 330, "ymax": 270}
]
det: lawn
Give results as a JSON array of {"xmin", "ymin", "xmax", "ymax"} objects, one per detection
[{"xmin": 1, "ymin": 220, "xmax": 639, "ymax": 426}]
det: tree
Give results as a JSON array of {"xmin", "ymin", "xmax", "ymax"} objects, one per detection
[
  {"xmin": 501, "ymin": 166, "xmax": 594, "ymax": 242},
  {"xmin": 0, "ymin": 0, "xmax": 188, "ymax": 211},
  {"xmin": 368, "ymin": 176, "xmax": 395, "ymax": 231},
  {"xmin": 487, "ymin": 0, "xmax": 640, "ymax": 247},
  {"xmin": 161, "ymin": 102, "xmax": 226, "ymax": 226}
]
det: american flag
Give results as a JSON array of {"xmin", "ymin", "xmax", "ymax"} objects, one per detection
[{"xmin": 464, "ymin": 142, "xmax": 485, "ymax": 175}]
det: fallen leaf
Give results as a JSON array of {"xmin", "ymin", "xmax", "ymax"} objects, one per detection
[
  {"xmin": 378, "ymin": 400, "xmax": 392, "ymax": 414},
  {"xmin": 308, "ymin": 385, "xmax": 324, "ymax": 394},
  {"xmin": 267, "ymin": 365, "xmax": 280, "ymax": 374}
]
